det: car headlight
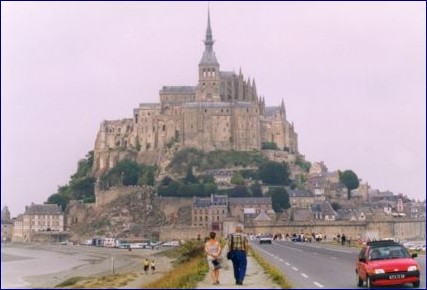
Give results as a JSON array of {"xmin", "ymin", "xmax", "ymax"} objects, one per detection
[
  {"xmin": 408, "ymin": 265, "xmax": 418, "ymax": 272},
  {"xmin": 374, "ymin": 269, "xmax": 385, "ymax": 274}
]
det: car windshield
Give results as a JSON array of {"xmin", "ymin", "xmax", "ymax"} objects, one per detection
[{"xmin": 369, "ymin": 245, "xmax": 411, "ymax": 260}]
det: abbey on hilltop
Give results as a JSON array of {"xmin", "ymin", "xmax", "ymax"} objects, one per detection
[{"xmin": 92, "ymin": 9, "xmax": 299, "ymax": 176}]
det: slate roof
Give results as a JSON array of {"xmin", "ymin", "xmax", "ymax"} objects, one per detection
[
  {"xmin": 264, "ymin": 106, "xmax": 281, "ymax": 117},
  {"xmin": 184, "ymin": 102, "xmax": 253, "ymax": 108},
  {"xmin": 160, "ymin": 86, "xmax": 196, "ymax": 94},
  {"xmin": 200, "ymin": 48, "xmax": 219, "ymax": 65},
  {"xmin": 219, "ymin": 71, "xmax": 235, "ymax": 78},
  {"xmin": 229, "ymin": 197, "xmax": 272, "ymax": 205},
  {"xmin": 25, "ymin": 204, "xmax": 63, "ymax": 215},
  {"xmin": 193, "ymin": 195, "xmax": 228, "ymax": 207},
  {"xmin": 292, "ymin": 208, "xmax": 313, "ymax": 221},
  {"xmin": 311, "ymin": 202, "xmax": 336, "ymax": 217},
  {"xmin": 253, "ymin": 210, "xmax": 272, "ymax": 221},
  {"xmin": 288, "ymin": 188, "xmax": 313, "ymax": 197}
]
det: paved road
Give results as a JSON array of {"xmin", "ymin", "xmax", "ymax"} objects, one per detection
[{"xmin": 250, "ymin": 240, "xmax": 426, "ymax": 289}]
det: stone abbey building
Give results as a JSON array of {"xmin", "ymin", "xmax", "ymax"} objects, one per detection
[{"xmin": 93, "ymin": 10, "xmax": 299, "ymax": 175}]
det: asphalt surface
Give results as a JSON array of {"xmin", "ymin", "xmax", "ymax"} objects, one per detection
[{"xmin": 250, "ymin": 240, "xmax": 426, "ymax": 289}]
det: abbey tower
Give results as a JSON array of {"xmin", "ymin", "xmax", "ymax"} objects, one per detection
[{"xmin": 92, "ymin": 9, "xmax": 299, "ymax": 176}]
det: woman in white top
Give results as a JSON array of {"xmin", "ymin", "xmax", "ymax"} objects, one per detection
[{"xmin": 204, "ymin": 231, "xmax": 222, "ymax": 285}]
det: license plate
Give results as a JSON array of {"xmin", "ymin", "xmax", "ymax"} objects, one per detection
[{"xmin": 389, "ymin": 274, "xmax": 405, "ymax": 279}]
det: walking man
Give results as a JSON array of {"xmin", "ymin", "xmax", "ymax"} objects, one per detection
[{"xmin": 227, "ymin": 225, "xmax": 249, "ymax": 285}]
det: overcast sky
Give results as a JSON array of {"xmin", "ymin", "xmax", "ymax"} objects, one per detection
[{"xmin": 2, "ymin": 2, "xmax": 425, "ymax": 217}]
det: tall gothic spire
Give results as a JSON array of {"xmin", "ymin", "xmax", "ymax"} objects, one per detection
[
  {"xmin": 204, "ymin": 6, "xmax": 214, "ymax": 50},
  {"xmin": 200, "ymin": 6, "xmax": 219, "ymax": 65}
]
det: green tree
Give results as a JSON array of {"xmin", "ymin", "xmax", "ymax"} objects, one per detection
[
  {"xmin": 230, "ymin": 185, "xmax": 251, "ymax": 197},
  {"xmin": 184, "ymin": 166, "xmax": 198, "ymax": 184},
  {"xmin": 139, "ymin": 166, "xmax": 156, "ymax": 186},
  {"xmin": 231, "ymin": 172, "xmax": 245, "ymax": 185},
  {"xmin": 339, "ymin": 170, "xmax": 360, "ymax": 200},
  {"xmin": 45, "ymin": 151, "xmax": 96, "ymax": 209},
  {"xmin": 204, "ymin": 183, "xmax": 218, "ymax": 196},
  {"xmin": 46, "ymin": 193, "xmax": 70, "ymax": 211},
  {"xmin": 331, "ymin": 202, "xmax": 341, "ymax": 211},
  {"xmin": 70, "ymin": 176, "xmax": 96, "ymax": 201},
  {"xmin": 71, "ymin": 151, "xmax": 94, "ymax": 180},
  {"xmin": 295, "ymin": 156, "xmax": 311, "ymax": 173},
  {"xmin": 161, "ymin": 176, "xmax": 174, "ymax": 186},
  {"xmin": 200, "ymin": 174, "xmax": 215, "ymax": 184},
  {"xmin": 269, "ymin": 187, "xmax": 290, "ymax": 213},
  {"xmin": 158, "ymin": 181, "xmax": 180, "ymax": 196},
  {"xmin": 258, "ymin": 161, "xmax": 290, "ymax": 185},
  {"xmin": 100, "ymin": 160, "xmax": 156, "ymax": 187},
  {"xmin": 250, "ymin": 181, "xmax": 263, "ymax": 197},
  {"xmin": 261, "ymin": 142, "xmax": 278, "ymax": 150}
]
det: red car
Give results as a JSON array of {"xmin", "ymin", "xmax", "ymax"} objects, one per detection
[{"xmin": 355, "ymin": 240, "xmax": 420, "ymax": 288}]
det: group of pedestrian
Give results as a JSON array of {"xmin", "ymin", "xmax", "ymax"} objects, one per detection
[
  {"xmin": 204, "ymin": 225, "xmax": 249, "ymax": 286},
  {"xmin": 143, "ymin": 258, "xmax": 156, "ymax": 274}
]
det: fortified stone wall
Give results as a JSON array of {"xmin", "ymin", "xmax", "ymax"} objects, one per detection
[
  {"xmin": 156, "ymin": 218, "xmax": 425, "ymax": 242},
  {"xmin": 11, "ymin": 232, "xmax": 69, "ymax": 243},
  {"xmin": 157, "ymin": 197, "xmax": 193, "ymax": 221},
  {"xmin": 245, "ymin": 218, "xmax": 426, "ymax": 241},
  {"xmin": 94, "ymin": 185, "xmax": 155, "ymax": 209},
  {"xmin": 65, "ymin": 201, "xmax": 95, "ymax": 231},
  {"xmin": 393, "ymin": 219, "xmax": 426, "ymax": 240},
  {"xmin": 261, "ymin": 150, "xmax": 297, "ymax": 163},
  {"xmin": 159, "ymin": 225, "xmax": 211, "ymax": 241}
]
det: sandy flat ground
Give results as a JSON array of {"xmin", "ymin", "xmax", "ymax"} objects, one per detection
[
  {"xmin": 1, "ymin": 243, "xmax": 172, "ymax": 289},
  {"xmin": 2, "ymin": 243, "xmax": 279, "ymax": 289}
]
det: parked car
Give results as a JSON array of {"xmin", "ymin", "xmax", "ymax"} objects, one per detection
[
  {"xmin": 355, "ymin": 240, "xmax": 420, "ymax": 288},
  {"xmin": 259, "ymin": 234, "xmax": 273, "ymax": 244},
  {"xmin": 162, "ymin": 240, "xmax": 180, "ymax": 247}
]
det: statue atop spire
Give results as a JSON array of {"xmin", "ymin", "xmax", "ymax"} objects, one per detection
[
  {"xmin": 204, "ymin": 6, "xmax": 214, "ymax": 50},
  {"xmin": 200, "ymin": 6, "xmax": 219, "ymax": 65}
]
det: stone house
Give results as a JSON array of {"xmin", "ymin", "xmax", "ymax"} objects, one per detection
[
  {"xmin": 311, "ymin": 202, "xmax": 337, "ymax": 221},
  {"xmin": 288, "ymin": 188, "xmax": 314, "ymax": 208},
  {"xmin": 291, "ymin": 207, "xmax": 314, "ymax": 222},
  {"xmin": 228, "ymin": 197, "xmax": 273, "ymax": 223},
  {"xmin": 192, "ymin": 194, "xmax": 228, "ymax": 229},
  {"xmin": 12, "ymin": 203, "xmax": 64, "ymax": 242}
]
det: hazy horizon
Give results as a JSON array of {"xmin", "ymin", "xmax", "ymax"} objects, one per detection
[{"xmin": 2, "ymin": 1, "xmax": 425, "ymax": 217}]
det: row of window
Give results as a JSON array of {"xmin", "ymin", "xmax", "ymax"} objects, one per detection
[
  {"xmin": 23, "ymin": 221, "xmax": 62, "ymax": 227},
  {"xmin": 26, "ymin": 216, "xmax": 61, "ymax": 221},
  {"xmin": 107, "ymin": 126, "xmax": 132, "ymax": 134},
  {"xmin": 194, "ymin": 216, "xmax": 222, "ymax": 222},
  {"xmin": 202, "ymin": 68, "xmax": 216, "ymax": 78},
  {"xmin": 194, "ymin": 209, "xmax": 226, "ymax": 215}
]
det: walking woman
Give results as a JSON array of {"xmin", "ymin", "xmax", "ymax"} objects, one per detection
[{"xmin": 204, "ymin": 231, "xmax": 222, "ymax": 285}]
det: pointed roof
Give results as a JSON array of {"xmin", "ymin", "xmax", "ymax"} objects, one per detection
[
  {"xmin": 200, "ymin": 7, "xmax": 219, "ymax": 66},
  {"xmin": 254, "ymin": 210, "xmax": 272, "ymax": 221},
  {"xmin": 205, "ymin": 7, "xmax": 213, "ymax": 48}
]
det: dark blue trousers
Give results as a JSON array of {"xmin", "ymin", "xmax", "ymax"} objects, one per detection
[{"xmin": 231, "ymin": 250, "xmax": 247, "ymax": 284}]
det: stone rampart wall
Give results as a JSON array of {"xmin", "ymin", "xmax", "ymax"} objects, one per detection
[{"xmin": 157, "ymin": 218, "xmax": 426, "ymax": 242}]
